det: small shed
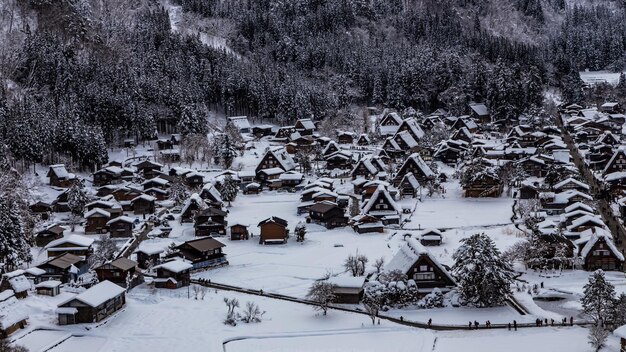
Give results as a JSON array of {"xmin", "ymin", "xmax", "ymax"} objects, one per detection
[
  {"xmin": 420, "ymin": 229, "xmax": 443, "ymax": 246},
  {"xmin": 230, "ymin": 224, "xmax": 249, "ymax": 241},
  {"xmin": 327, "ymin": 276, "xmax": 365, "ymax": 304},
  {"xmin": 35, "ymin": 280, "xmax": 62, "ymax": 296},
  {"xmin": 107, "ymin": 216, "xmax": 134, "ymax": 238},
  {"xmin": 57, "ymin": 280, "xmax": 126, "ymax": 325}
]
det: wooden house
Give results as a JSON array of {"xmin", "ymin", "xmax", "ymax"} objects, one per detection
[
  {"xmin": 398, "ymin": 172, "xmax": 420, "ymax": 198},
  {"xmin": 603, "ymin": 147, "xmax": 626, "ymax": 175},
  {"xmin": 153, "ymin": 260, "xmax": 193, "ymax": 289},
  {"xmin": 134, "ymin": 243, "xmax": 165, "ymax": 269},
  {"xmin": 357, "ymin": 134, "xmax": 370, "ymax": 146},
  {"xmin": 85, "ymin": 208, "xmax": 111, "ymax": 234},
  {"xmin": 307, "ymin": 202, "xmax": 348, "ymax": 229},
  {"xmin": 107, "ymin": 216, "xmax": 134, "ymax": 238},
  {"xmin": 45, "ymin": 235, "xmax": 94, "ymax": 259},
  {"xmin": 36, "ymin": 253, "xmax": 85, "ymax": 283},
  {"xmin": 180, "ymin": 194, "xmax": 206, "ymax": 223},
  {"xmin": 47, "ymin": 164, "xmax": 76, "ymax": 188},
  {"xmin": 194, "ymin": 207, "xmax": 228, "ymax": 237},
  {"xmin": 199, "ymin": 183, "xmax": 224, "ymax": 207},
  {"xmin": 134, "ymin": 160, "xmax": 163, "ymax": 179},
  {"xmin": 337, "ymin": 131, "xmax": 355, "ymax": 144},
  {"xmin": 252, "ymin": 125, "xmax": 274, "ymax": 138},
  {"xmin": 395, "ymin": 118, "xmax": 425, "ymax": 142},
  {"xmin": 554, "ymin": 178, "xmax": 590, "ymax": 193},
  {"xmin": 361, "ymin": 185, "xmax": 401, "ymax": 225},
  {"xmin": 130, "ymin": 194, "xmax": 156, "ymax": 215},
  {"xmin": 30, "ymin": 201, "xmax": 53, "ymax": 220},
  {"xmin": 184, "ymin": 171, "xmax": 205, "ymax": 189},
  {"xmin": 325, "ymin": 151, "xmax": 353, "ymax": 170},
  {"xmin": 322, "ymin": 141, "xmax": 340, "ymax": 157},
  {"xmin": 468, "ymin": 103, "xmax": 490, "ymax": 123},
  {"xmin": 174, "ymin": 237, "xmax": 227, "ymax": 269},
  {"xmin": 230, "ymin": 224, "xmax": 249, "ymax": 240},
  {"xmin": 142, "ymin": 177, "xmax": 170, "ymax": 190},
  {"xmin": 93, "ymin": 166, "xmax": 131, "ymax": 187},
  {"xmin": 377, "ymin": 111, "xmax": 403, "ymax": 136},
  {"xmin": 255, "ymin": 147, "xmax": 296, "ymax": 181},
  {"xmin": 94, "ymin": 258, "xmax": 140, "ymax": 288},
  {"xmin": 57, "ymin": 280, "xmax": 126, "ymax": 325},
  {"xmin": 394, "ymin": 153, "xmax": 434, "ymax": 185},
  {"xmin": 385, "ymin": 238, "xmax": 456, "ymax": 294},
  {"xmin": 227, "ymin": 116, "xmax": 251, "ymax": 133},
  {"xmin": 295, "ymin": 118, "xmax": 316, "ymax": 135},
  {"xmin": 350, "ymin": 157, "xmax": 386, "ymax": 180},
  {"xmin": 613, "ymin": 325, "xmax": 626, "ymax": 352},
  {"xmin": 258, "ymin": 217, "xmax": 289, "ymax": 244},
  {"xmin": 351, "ymin": 214, "xmax": 384, "ymax": 234},
  {"xmin": 578, "ymin": 231, "xmax": 624, "ymax": 271},
  {"xmin": 462, "ymin": 169, "xmax": 502, "ymax": 198},
  {"xmin": 35, "ymin": 224, "xmax": 65, "ymax": 247}
]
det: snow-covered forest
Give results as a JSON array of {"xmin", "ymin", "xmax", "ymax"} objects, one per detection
[{"xmin": 0, "ymin": 0, "xmax": 624, "ymax": 169}]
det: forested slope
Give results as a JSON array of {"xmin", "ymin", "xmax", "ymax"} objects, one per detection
[{"xmin": 0, "ymin": 0, "xmax": 624, "ymax": 169}]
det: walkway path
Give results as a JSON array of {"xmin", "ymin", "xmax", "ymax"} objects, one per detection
[{"xmin": 192, "ymin": 279, "xmax": 592, "ymax": 331}]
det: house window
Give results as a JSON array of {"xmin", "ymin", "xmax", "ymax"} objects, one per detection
[
  {"xmin": 593, "ymin": 250, "xmax": 610, "ymax": 256},
  {"xmin": 414, "ymin": 273, "xmax": 435, "ymax": 281},
  {"xmin": 113, "ymin": 272, "xmax": 121, "ymax": 277},
  {"xmin": 419, "ymin": 265, "xmax": 430, "ymax": 272}
]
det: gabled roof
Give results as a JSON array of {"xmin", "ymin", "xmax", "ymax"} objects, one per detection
[
  {"xmin": 154, "ymin": 259, "xmax": 193, "ymax": 274},
  {"xmin": 469, "ymin": 103, "xmax": 489, "ymax": 116},
  {"xmin": 47, "ymin": 164, "xmax": 70, "ymax": 179},
  {"xmin": 228, "ymin": 116, "xmax": 251, "ymax": 130},
  {"xmin": 398, "ymin": 118, "xmax": 425, "ymax": 140},
  {"xmin": 400, "ymin": 172, "xmax": 420, "ymax": 189},
  {"xmin": 564, "ymin": 202, "xmax": 594, "ymax": 214},
  {"xmin": 361, "ymin": 185, "xmax": 402, "ymax": 214},
  {"xmin": 400, "ymin": 153, "xmax": 434, "ymax": 178},
  {"xmin": 385, "ymin": 238, "xmax": 455, "ymax": 284},
  {"xmin": 180, "ymin": 237, "xmax": 226, "ymax": 253},
  {"xmin": 580, "ymin": 231, "xmax": 624, "ymax": 261},
  {"xmin": 604, "ymin": 147, "xmax": 626, "ymax": 174},
  {"xmin": 46, "ymin": 235, "xmax": 94, "ymax": 249},
  {"xmin": 268, "ymin": 147, "xmax": 296, "ymax": 171},
  {"xmin": 106, "ymin": 215, "xmax": 135, "ymax": 225},
  {"xmin": 566, "ymin": 214, "xmax": 606, "ymax": 231},
  {"xmin": 60, "ymin": 280, "xmax": 126, "ymax": 308},
  {"xmin": 85, "ymin": 208, "xmax": 111, "ymax": 218},
  {"xmin": 97, "ymin": 257, "xmax": 137, "ymax": 271},
  {"xmin": 554, "ymin": 177, "xmax": 590, "ymax": 191},
  {"xmin": 38, "ymin": 253, "xmax": 83, "ymax": 270},
  {"xmin": 296, "ymin": 118, "xmax": 316, "ymax": 130},
  {"xmin": 258, "ymin": 216, "xmax": 288, "ymax": 227}
]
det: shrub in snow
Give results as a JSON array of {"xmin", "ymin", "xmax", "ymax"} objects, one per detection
[
  {"xmin": 295, "ymin": 222, "xmax": 306, "ymax": 242},
  {"xmin": 418, "ymin": 288, "xmax": 445, "ymax": 309},
  {"xmin": 241, "ymin": 301, "xmax": 265, "ymax": 323}
]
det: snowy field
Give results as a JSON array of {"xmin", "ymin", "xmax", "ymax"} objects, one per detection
[
  {"xmin": 227, "ymin": 326, "xmax": 605, "ymax": 352},
  {"xmin": 579, "ymin": 70, "xmax": 623, "ymax": 86}
]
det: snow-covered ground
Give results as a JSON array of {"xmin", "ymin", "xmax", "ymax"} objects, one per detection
[{"xmin": 579, "ymin": 70, "xmax": 623, "ymax": 86}]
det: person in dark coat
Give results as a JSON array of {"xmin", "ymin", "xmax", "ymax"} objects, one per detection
[{"xmin": 513, "ymin": 320, "xmax": 517, "ymax": 331}]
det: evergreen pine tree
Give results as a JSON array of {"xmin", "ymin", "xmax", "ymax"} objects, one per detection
[
  {"xmin": 452, "ymin": 233, "xmax": 515, "ymax": 307},
  {"xmin": 581, "ymin": 270, "xmax": 616, "ymax": 325},
  {"xmin": 220, "ymin": 175, "xmax": 238, "ymax": 206}
]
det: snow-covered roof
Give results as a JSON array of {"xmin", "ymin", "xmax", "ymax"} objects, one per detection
[
  {"xmin": 469, "ymin": 103, "xmax": 489, "ymax": 116},
  {"xmin": 296, "ymin": 118, "xmax": 316, "ymax": 130},
  {"xmin": 566, "ymin": 214, "xmax": 606, "ymax": 231},
  {"xmin": 402, "ymin": 153, "xmax": 434, "ymax": 178},
  {"xmin": 6, "ymin": 274, "xmax": 31, "ymax": 293},
  {"xmin": 134, "ymin": 241, "xmax": 166, "ymax": 256},
  {"xmin": 228, "ymin": 116, "xmax": 251, "ymax": 130},
  {"xmin": 49, "ymin": 164, "xmax": 70, "ymax": 179},
  {"xmin": 131, "ymin": 194, "xmax": 157, "ymax": 203},
  {"xmin": 154, "ymin": 259, "xmax": 193, "ymax": 273},
  {"xmin": 60, "ymin": 280, "xmax": 126, "ymax": 308},
  {"xmin": 279, "ymin": 171, "xmax": 304, "ymax": 181},
  {"xmin": 46, "ymin": 235, "xmax": 94, "ymax": 249},
  {"xmin": 327, "ymin": 276, "xmax": 366, "ymax": 289},
  {"xmin": 142, "ymin": 177, "xmax": 169, "ymax": 186},
  {"xmin": 106, "ymin": 216, "xmax": 135, "ymax": 225},
  {"xmin": 0, "ymin": 296, "xmax": 27, "ymax": 329},
  {"xmin": 35, "ymin": 280, "xmax": 62, "ymax": 289},
  {"xmin": 580, "ymin": 231, "xmax": 624, "ymax": 261},
  {"xmin": 269, "ymin": 147, "xmax": 296, "ymax": 171},
  {"xmin": 362, "ymin": 185, "xmax": 402, "ymax": 215},
  {"xmin": 400, "ymin": 172, "xmax": 420, "ymax": 189},
  {"xmin": 385, "ymin": 238, "xmax": 455, "ymax": 284},
  {"xmin": 554, "ymin": 177, "xmax": 590, "ymax": 191},
  {"xmin": 615, "ymin": 325, "xmax": 626, "ymax": 339},
  {"xmin": 552, "ymin": 190, "xmax": 592, "ymax": 204},
  {"xmin": 85, "ymin": 208, "xmax": 111, "ymax": 218},
  {"xmin": 564, "ymin": 202, "xmax": 594, "ymax": 214},
  {"xmin": 399, "ymin": 118, "xmax": 425, "ymax": 140},
  {"xmin": 24, "ymin": 267, "xmax": 46, "ymax": 276}
]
